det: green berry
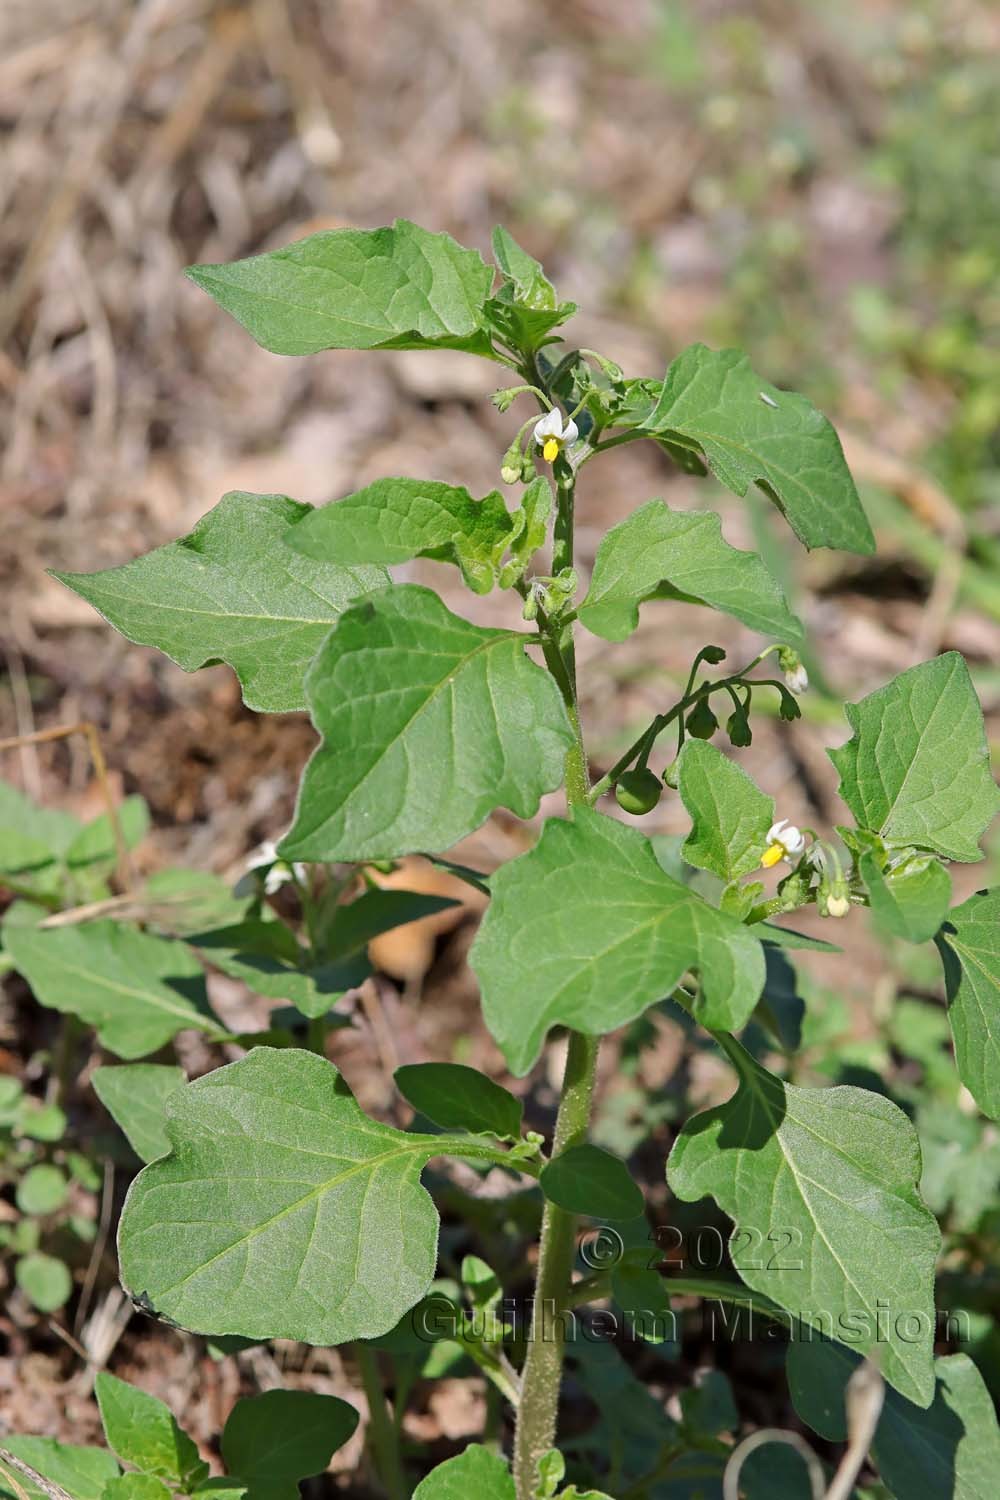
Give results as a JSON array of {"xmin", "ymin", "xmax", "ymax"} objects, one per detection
[
  {"xmin": 615, "ymin": 768, "xmax": 663, "ymax": 816},
  {"xmin": 686, "ymin": 699, "xmax": 718, "ymax": 739}
]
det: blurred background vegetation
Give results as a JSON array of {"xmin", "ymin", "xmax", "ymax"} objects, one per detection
[{"xmin": 1, "ymin": 0, "xmax": 999, "ymax": 1468}]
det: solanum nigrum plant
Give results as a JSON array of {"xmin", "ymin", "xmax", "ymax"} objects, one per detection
[{"xmin": 11, "ymin": 221, "xmax": 1000, "ymax": 1498}]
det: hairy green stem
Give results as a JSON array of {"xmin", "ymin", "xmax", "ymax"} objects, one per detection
[
  {"xmin": 513, "ymin": 451, "xmax": 601, "ymax": 1499},
  {"xmin": 355, "ymin": 1343, "xmax": 408, "ymax": 1500},
  {"xmin": 513, "ymin": 1030, "xmax": 600, "ymax": 1498}
]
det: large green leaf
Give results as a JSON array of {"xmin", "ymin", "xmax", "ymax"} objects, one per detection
[
  {"xmin": 578, "ymin": 498, "xmax": 802, "ymax": 644},
  {"xmin": 187, "ymin": 220, "xmax": 496, "ymax": 358},
  {"xmin": 287, "ymin": 477, "xmax": 516, "ymax": 594},
  {"xmin": 53, "ymin": 493, "xmax": 386, "ymax": 714},
  {"xmin": 95, "ymin": 1373, "xmax": 207, "ymax": 1491},
  {"xmin": 117, "ymin": 1048, "xmax": 511, "ymax": 1344},
  {"xmin": 637, "ymin": 344, "xmax": 874, "ymax": 555},
  {"xmin": 678, "ymin": 740, "xmax": 775, "ymax": 883},
  {"xmin": 412, "ymin": 1446, "xmax": 514, "ymax": 1500},
  {"xmin": 470, "ymin": 810, "xmax": 765, "ymax": 1075},
  {"xmin": 860, "ymin": 851, "xmax": 951, "ymax": 944},
  {"xmin": 0, "ymin": 1440, "xmax": 119, "ymax": 1500},
  {"xmin": 2, "ymin": 908, "xmax": 227, "ymax": 1059},
  {"xmin": 92, "ymin": 1065, "xmax": 186, "ymax": 1163},
  {"xmin": 279, "ymin": 585, "xmax": 574, "ymax": 862},
  {"xmin": 936, "ymin": 888, "xmax": 1000, "ymax": 1120},
  {"xmin": 829, "ymin": 653, "xmax": 1000, "ymax": 862},
  {"xmin": 220, "ymin": 1391, "xmax": 358, "ymax": 1500},
  {"xmin": 788, "ymin": 1340, "xmax": 1000, "ymax": 1500},
  {"xmin": 668, "ymin": 1037, "xmax": 939, "ymax": 1405}
]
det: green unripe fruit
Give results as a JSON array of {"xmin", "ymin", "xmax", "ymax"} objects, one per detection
[
  {"xmin": 686, "ymin": 699, "xmax": 719, "ymax": 739},
  {"xmin": 615, "ymin": 768, "xmax": 663, "ymax": 816},
  {"xmin": 726, "ymin": 708, "xmax": 752, "ymax": 747}
]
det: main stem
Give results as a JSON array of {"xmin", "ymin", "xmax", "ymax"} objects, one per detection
[
  {"xmin": 513, "ymin": 458, "xmax": 600, "ymax": 1498},
  {"xmin": 355, "ymin": 1342, "xmax": 408, "ymax": 1500}
]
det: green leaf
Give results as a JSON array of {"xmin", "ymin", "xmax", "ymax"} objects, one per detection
[
  {"xmin": 678, "ymin": 740, "xmax": 775, "ymax": 883},
  {"xmin": 142, "ymin": 869, "xmax": 251, "ymax": 936},
  {"xmin": 53, "ymin": 493, "xmax": 386, "ymax": 714},
  {"xmin": 540, "ymin": 1144, "xmax": 643, "ymax": 1220},
  {"xmin": 566, "ymin": 1341, "xmax": 683, "ymax": 1487},
  {"xmin": 193, "ymin": 891, "xmax": 460, "ymax": 1020},
  {"xmin": 16, "ymin": 1100, "xmax": 67, "ymax": 1142},
  {"xmin": 788, "ymin": 1341, "xmax": 1000, "ymax": 1500},
  {"xmin": 752, "ymin": 923, "xmax": 840, "ymax": 953},
  {"xmin": 117, "ymin": 1047, "xmax": 506, "ymax": 1344},
  {"xmin": 829, "ymin": 653, "xmax": 1000, "ymax": 862},
  {"xmin": 860, "ymin": 852, "xmax": 951, "ymax": 944},
  {"xmin": 187, "ymin": 220, "xmax": 496, "ymax": 358},
  {"xmin": 394, "ymin": 1063, "xmax": 523, "ymax": 1139},
  {"xmin": 486, "ymin": 229, "xmax": 575, "ymax": 352},
  {"xmin": 412, "ymin": 1446, "xmax": 514, "ymax": 1500},
  {"xmin": 0, "ymin": 1440, "xmax": 119, "ymax": 1500},
  {"xmin": 279, "ymin": 585, "xmax": 574, "ymax": 862},
  {"xmin": 95, "ymin": 1373, "xmax": 208, "ymax": 1491},
  {"xmin": 2, "ymin": 908, "xmax": 227, "ymax": 1059},
  {"xmin": 679, "ymin": 1368, "xmax": 739, "ymax": 1438},
  {"xmin": 490, "ymin": 226, "xmax": 556, "ymax": 308},
  {"xmin": 220, "ymin": 1391, "xmax": 358, "ymax": 1500},
  {"xmin": 92, "ymin": 1065, "xmax": 186, "ymax": 1163},
  {"xmin": 936, "ymin": 888, "xmax": 1000, "ymax": 1119},
  {"xmin": 65, "ymin": 797, "xmax": 150, "ymax": 871},
  {"xmin": 188, "ymin": 919, "xmax": 364, "ymax": 1020},
  {"xmin": 668, "ymin": 1036, "xmax": 939, "ymax": 1405},
  {"xmin": 330, "ymin": 887, "xmax": 460, "ymax": 953},
  {"xmin": 578, "ymin": 498, "xmax": 802, "ymax": 644},
  {"xmin": 16, "ymin": 1164, "xmax": 68, "ymax": 1215},
  {"xmin": 103, "ymin": 1476, "xmax": 172, "ymax": 1500},
  {"xmin": 470, "ymin": 810, "xmax": 765, "ymax": 1075},
  {"xmin": 288, "ymin": 477, "xmax": 517, "ymax": 595},
  {"xmin": 0, "ymin": 780, "xmax": 81, "ymax": 876},
  {"xmin": 15, "ymin": 1252, "xmax": 72, "ymax": 1312},
  {"xmin": 638, "ymin": 344, "xmax": 874, "ymax": 555}
]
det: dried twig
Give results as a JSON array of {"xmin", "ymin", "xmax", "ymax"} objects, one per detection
[
  {"xmin": 825, "ymin": 1359, "xmax": 885, "ymax": 1500},
  {"xmin": 723, "ymin": 1428, "xmax": 825, "ymax": 1500},
  {"xmin": 0, "ymin": 1450, "xmax": 75, "ymax": 1500}
]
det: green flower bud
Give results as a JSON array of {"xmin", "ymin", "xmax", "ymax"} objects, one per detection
[
  {"xmin": 700, "ymin": 644, "xmax": 727, "ymax": 665},
  {"xmin": 500, "ymin": 437, "xmax": 524, "ymax": 486},
  {"xmin": 615, "ymin": 768, "xmax": 663, "ymax": 816}
]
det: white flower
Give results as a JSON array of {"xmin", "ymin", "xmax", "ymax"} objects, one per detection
[
  {"xmin": 761, "ymin": 818, "xmax": 805, "ymax": 868},
  {"xmin": 784, "ymin": 663, "xmax": 809, "ymax": 694},
  {"xmin": 533, "ymin": 409, "xmax": 578, "ymax": 463},
  {"xmin": 826, "ymin": 891, "xmax": 851, "ymax": 918},
  {"xmin": 245, "ymin": 839, "xmax": 306, "ymax": 895}
]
